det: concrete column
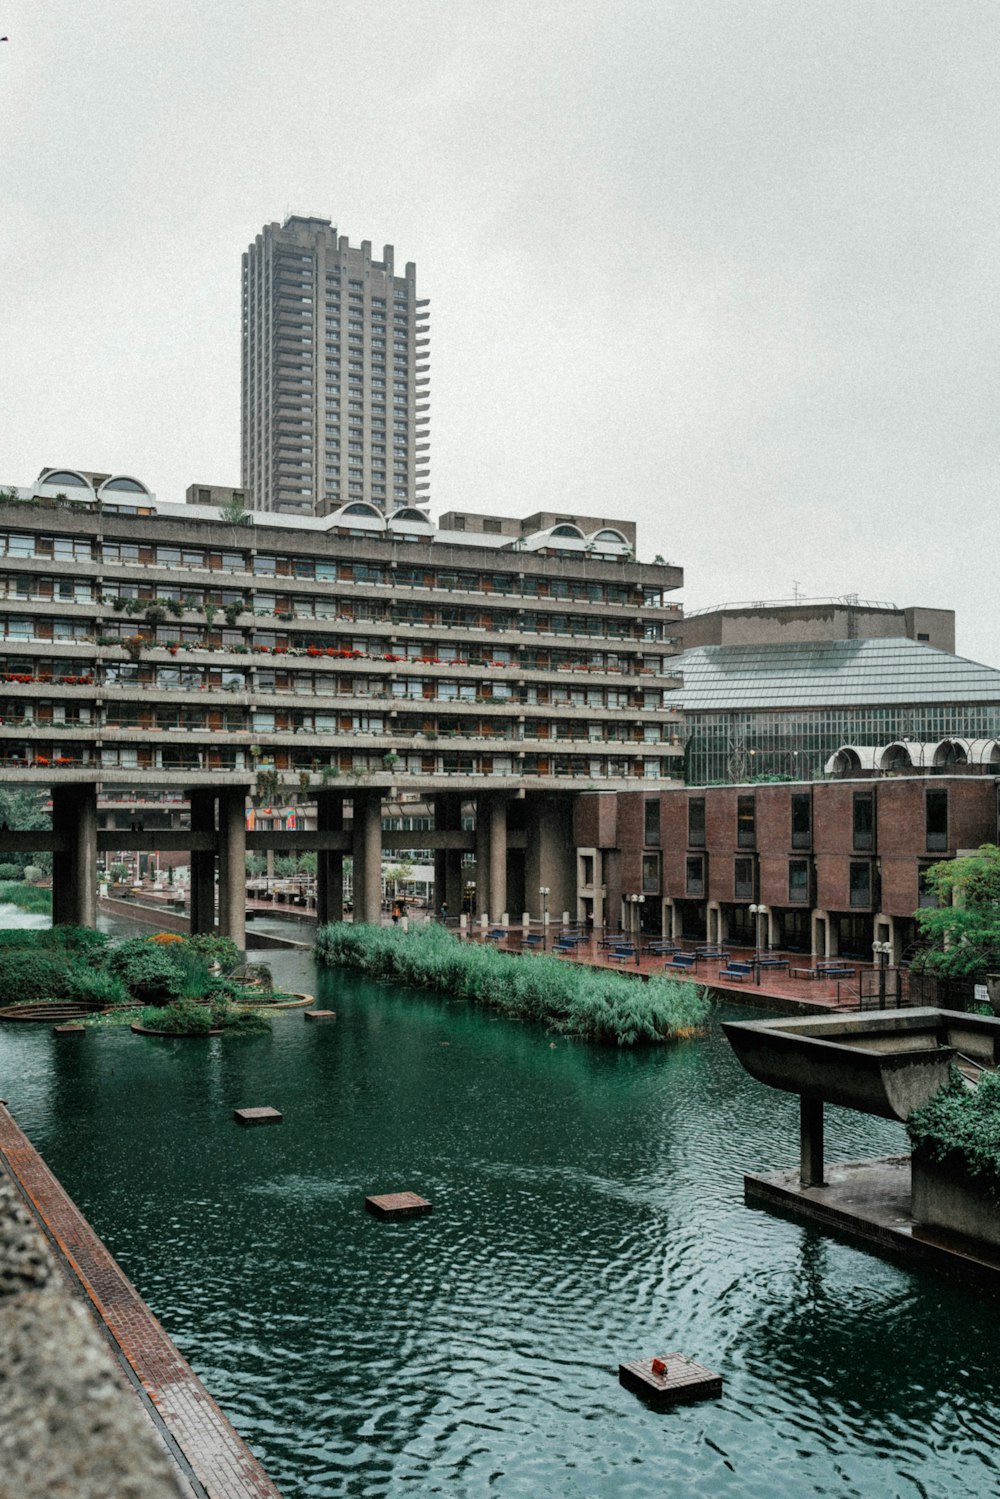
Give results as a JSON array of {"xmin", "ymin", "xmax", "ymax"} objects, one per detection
[
  {"xmin": 524, "ymin": 792, "xmax": 575, "ymax": 921},
  {"xmin": 51, "ymin": 784, "xmax": 97, "ymax": 928},
  {"xmin": 217, "ymin": 788, "xmax": 247, "ymax": 948},
  {"xmin": 189, "ymin": 790, "xmax": 216, "ymax": 935},
  {"xmin": 351, "ymin": 790, "xmax": 382, "ymax": 925},
  {"xmin": 434, "ymin": 793, "xmax": 463, "ymax": 918},
  {"xmin": 316, "ymin": 794, "xmax": 344, "ymax": 926},
  {"xmin": 475, "ymin": 793, "xmax": 508, "ymax": 923},
  {"xmin": 800, "ymin": 1094, "xmax": 825, "ymax": 1188}
]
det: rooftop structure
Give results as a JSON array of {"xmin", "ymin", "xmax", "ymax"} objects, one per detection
[
  {"xmin": 241, "ymin": 216, "xmax": 429, "ymax": 516},
  {"xmin": 679, "ymin": 596, "xmax": 955, "ymax": 653},
  {"xmin": 673, "ymin": 638, "xmax": 1000, "ymax": 784}
]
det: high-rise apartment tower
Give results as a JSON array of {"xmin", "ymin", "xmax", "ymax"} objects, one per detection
[{"xmin": 241, "ymin": 216, "xmax": 429, "ymax": 515}]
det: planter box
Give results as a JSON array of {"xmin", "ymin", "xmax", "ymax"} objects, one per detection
[{"xmin": 911, "ymin": 1145, "xmax": 1000, "ymax": 1249}]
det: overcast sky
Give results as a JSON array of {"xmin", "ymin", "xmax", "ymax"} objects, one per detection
[{"xmin": 3, "ymin": 2, "xmax": 999, "ymax": 662}]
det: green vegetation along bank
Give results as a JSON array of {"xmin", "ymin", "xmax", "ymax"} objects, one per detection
[{"xmin": 315, "ymin": 922, "xmax": 710, "ymax": 1046}]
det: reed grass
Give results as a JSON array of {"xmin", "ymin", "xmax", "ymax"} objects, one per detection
[{"xmin": 315, "ymin": 922, "xmax": 709, "ymax": 1046}]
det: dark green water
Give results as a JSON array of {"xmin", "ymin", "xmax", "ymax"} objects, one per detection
[{"xmin": 2, "ymin": 944, "xmax": 1000, "ymax": 1498}]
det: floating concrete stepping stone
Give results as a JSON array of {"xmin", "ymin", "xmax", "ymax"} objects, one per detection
[
  {"xmin": 304, "ymin": 1009, "xmax": 336, "ymax": 1022},
  {"xmin": 233, "ymin": 1106, "xmax": 283, "ymax": 1127},
  {"xmin": 618, "ymin": 1353, "xmax": 722, "ymax": 1407},
  {"xmin": 364, "ymin": 1191, "xmax": 432, "ymax": 1220},
  {"xmin": 52, "ymin": 1023, "xmax": 85, "ymax": 1035}
]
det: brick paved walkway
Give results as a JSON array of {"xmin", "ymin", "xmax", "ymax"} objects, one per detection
[{"xmin": 0, "ymin": 1104, "xmax": 283, "ymax": 1499}]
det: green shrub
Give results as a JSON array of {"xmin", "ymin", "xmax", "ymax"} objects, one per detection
[
  {"xmin": 184, "ymin": 933, "xmax": 241, "ymax": 971},
  {"xmin": 0, "ymin": 863, "xmax": 23, "ymax": 880},
  {"xmin": 139, "ymin": 1002, "xmax": 213, "ymax": 1034},
  {"xmin": 212, "ymin": 1003, "xmax": 271, "ymax": 1034},
  {"xmin": 0, "ymin": 925, "xmax": 107, "ymax": 956},
  {"xmin": 0, "ymin": 951, "xmax": 75, "ymax": 1006},
  {"xmin": 108, "ymin": 939, "xmax": 184, "ymax": 1004},
  {"xmin": 315, "ymin": 923, "xmax": 709, "ymax": 1047},
  {"xmin": 21, "ymin": 865, "xmax": 45, "ymax": 885},
  {"xmin": 64, "ymin": 965, "xmax": 130, "ymax": 1008},
  {"xmin": 0, "ymin": 881, "xmax": 52, "ymax": 915},
  {"xmin": 908, "ymin": 1068, "xmax": 1000, "ymax": 1194}
]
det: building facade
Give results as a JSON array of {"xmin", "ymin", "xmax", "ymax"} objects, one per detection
[
  {"xmin": 0, "ymin": 474, "xmax": 683, "ymax": 941},
  {"xmin": 582, "ymin": 777, "xmax": 1000, "ymax": 961},
  {"xmin": 241, "ymin": 216, "xmax": 430, "ymax": 516}
]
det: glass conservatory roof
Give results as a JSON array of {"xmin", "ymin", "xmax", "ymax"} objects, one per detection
[{"xmin": 673, "ymin": 638, "xmax": 1000, "ymax": 712}]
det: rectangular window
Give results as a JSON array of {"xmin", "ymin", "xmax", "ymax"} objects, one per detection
[
  {"xmin": 737, "ymin": 795, "xmax": 756, "ymax": 848},
  {"xmin": 644, "ymin": 798, "xmax": 660, "ymax": 846},
  {"xmin": 791, "ymin": 794, "xmax": 811, "ymax": 850},
  {"xmin": 642, "ymin": 853, "xmax": 660, "ymax": 894},
  {"xmin": 926, "ymin": 789, "xmax": 948, "ymax": 852},
  {"xmin": 917, "ymin": 865, "xmax": 940, "ymax": 908},
  {"xmin": 688, "ymin": 796, "xmax": 705, "ymax": 847},
  {"xmin": 853, "ymin": 792, "xmax": 874, "ymax": 851},
  {"xmin": 789, "ymin": 859, "xmax": 810, "ymax": 904},
  {"xmin": 849, "ymin": 862, "xmax": 871, "ymax": 908},
  {"xmin": 734, "ymin": 857, "xmax": 754, "ymax": 900},
  {"xmin": 685, "ymin": 855, "xmax": 705, "ymax": 897}
]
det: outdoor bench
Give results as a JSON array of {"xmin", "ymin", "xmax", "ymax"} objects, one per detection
[
  {"xmin": 718, "ymin": 967, "xmax": 749, "ymax": 982},
  {"xmin": 790, "ymin": 967, "xmax": 816, "ymax": 980}
]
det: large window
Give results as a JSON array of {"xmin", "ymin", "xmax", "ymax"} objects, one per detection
[
  {"xmin": 788, "ymin": 859, "xmax": 810, "ymax": 904},
  {"xmin": 737, "ymin": 795, "xmax": 756, "ymax": 848},
  {"xmin": 853, "ymin": 792, "xmax": 874, "ymax": 851},
  {"xmin": 642, "ymin": 853, "xmax": 660, "ymax": 894},
  {"xmin": 688, "ymin": 797, "xmax": 705, "ymax": 847},
  {"xmin": 926, "ymin": 789, "xmax": 948, "ymax": 852},
  {"xmin": 685, "ymin": 855, "xmax": 705, "ymax": 897},
  {"xmin": 644, "ymin": 799, "xmax": 660, "ymax": 847},
  {"xmin": 849, "ymin": 861, "xmax": 872, "ymax": 908},
  {"xmin": 734, "ymin": 857, "xmax": 754, "ymax": 900},
  {"xmin": 791, "ymin": 794, "xmax": 811, "ymax": 850}
]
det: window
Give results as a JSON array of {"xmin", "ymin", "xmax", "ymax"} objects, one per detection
[
  {"xmin": 918, "ymin": 865, "xmax": 940, "ymax": 908},
  {"xmin": 853, "ymin": 792, "xmax": 874, "ymax": 851},
  {"xmin": 688, "ymin": 797, "xmax": 705, "ymax": 847},
  {"xmin": 926, "ymin": 789, "xmax": 948, "ymax": 852},
  {"xmin": 734, "ymin": 857, "xmax": 754, "ymax": 900},
  {"xmin": 685, "ymin": 855, "xmax": 705, "ymax": 897},
  {"xmin": 737, "ymin": 795, "xmax": 756, "ymax": 848},
  {"xmin": 849, "ymin": 862, "xmax": 872, "ymax": 908},
  {"xmin": 644, "ymin": 798, "xmax": 660, "ymax": 847},
  {"xmin": 791, "ymin": 794, "xmax": 811, "ymax": 850},
  {"xmin": 642, "ymin": 853, "xmax": 660, "ymax": 894},
  {"xmin": 789, "ymin": 859, "xmax": 810, "ymax": 904}
]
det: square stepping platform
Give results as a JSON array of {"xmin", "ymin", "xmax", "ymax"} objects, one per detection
[
  {"xmin": 53, "ymin": 1023, "xmax": 85, "ymax": 1035},
  {"xmin": 365, "ymin": 1191, "xmax": 432, "ymax": 1220},
  {"xmin": 304, "ymin": 1009, "xmax": 337, "ymax": 1022},
  {"xmin": 233, "ymin": 1106, "xmax": 283, "ymax": 1127},
  {"xmin": 619, "ymin": 1353, "xmax": 722, "ymax": 1407}
]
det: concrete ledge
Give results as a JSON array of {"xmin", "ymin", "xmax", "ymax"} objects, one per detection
[{"xmin": 747, "ymin": 1156, "xmax": 1000, "ymax": 1292}]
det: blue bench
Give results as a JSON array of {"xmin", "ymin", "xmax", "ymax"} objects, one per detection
[
  {"xmin": 664, "ymin": 956, "xmax": 697, "ymax": 972},
  {"xmin": 609, "ymin": 948, "xmax": 636, "ymax": 964},
  {"xmin": 719, "ymin": 967, "xmax": 749, "ymax": 982},
  {"xmin": 520, "ymin": 934, "xmax": 542, "ymax": 949},
  {"xmin": 486, "ymin": 928, "xmax": 506, "ymax": 942},
  {"xmin": 817, "ymin": 965, "xmax": 854, "ymax": 979}
]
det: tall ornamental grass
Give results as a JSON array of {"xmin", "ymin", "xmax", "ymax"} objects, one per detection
[
  {"xmin": 0, "ymin": 881, "xmax": 52, "ymax": 915},
  {"xmin": 315, "ymin": 922, "xmax": 709, "ymax": 1047}
]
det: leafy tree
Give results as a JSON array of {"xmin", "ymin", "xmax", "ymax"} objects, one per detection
[
  {"xmin": 0, "ymin": 788, "xmax": 52, "ymax": 873},
  {"xmin": 218, "ymin": 495, "xmax": 254, "ymax": 529},
  {"xmin": 913, "ymin": 844, "xmax": 1000, "ymax": 976}
]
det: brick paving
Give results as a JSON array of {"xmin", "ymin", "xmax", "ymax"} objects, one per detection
[
  {"xmin": 0, "ymin": 1103, "xmax": 283, "ymax": 1499},
  {"xmin": 465, "ymin": 928, "xmax": 884, "ymax": 1015}
]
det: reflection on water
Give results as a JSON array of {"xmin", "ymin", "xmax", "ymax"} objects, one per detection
[{"xmin": 1, "ymin": 948, "xmax": 999, "ymax": 1498}]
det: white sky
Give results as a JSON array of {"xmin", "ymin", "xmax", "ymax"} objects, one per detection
[{"xmin": 2, "ymin": 1, "xmax": 999, "ymax": 661}]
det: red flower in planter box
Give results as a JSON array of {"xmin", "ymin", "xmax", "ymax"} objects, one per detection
[{"xmin": 34, "ymin": 756, "xmax": 50, "ymax": 766}]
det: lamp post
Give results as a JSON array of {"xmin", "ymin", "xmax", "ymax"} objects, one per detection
[
  {"xmin": 539, "ymin": 885, "xmax": 550, "ymax": 949},
  {"xmin": 749, "ymin": 903, "xmax": 763, "ymax": 986},
  {"xmin": 872, "ymin": 938, "xmax": 892, "ymax": 1010},
  {"xmin": 465, "ymin": 879, "xmax": 476, "ymax": 929},
  {"xmin": 627, "ymin": 892, "xmax": 645, "ymax": 965}
]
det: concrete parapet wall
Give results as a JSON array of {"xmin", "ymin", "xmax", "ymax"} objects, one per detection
[{"xmin": 0, "ymin": 1174, "xmax": 187, "ymax": 1499}]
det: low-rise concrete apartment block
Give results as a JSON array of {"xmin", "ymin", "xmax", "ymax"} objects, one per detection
[{"xmin": 0, "ymin": 468, "xmax": 683, "ymax": 941}]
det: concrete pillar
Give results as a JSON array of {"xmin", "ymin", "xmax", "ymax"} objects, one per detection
[
  {"xmin": 51, "ymin": 784, "xmax": 97, "ymax": 928},
  {"xmin": 765, "ymin": 905, "xmax": 777, "ymax": 950},
  {"xmin": 434, "ymin": 793, "xmax": 463, "ymax": 918},
  {"xmin": 475, "ymin": 793, "xmax": 508, "ymax": 923},
  {"xmin": 351, "ymin": 791, "xmax": 382, "ymax": 925},
  {"xmin": 217, "ymin": 788, "xmax": 247, "ymax": 948},
  {"xmin": 800, "ymin": 1095, "xmax": 825, "ymax": 1188},
  {"xmin": 316, "ymin": 794, "xmax": 344, "ymax": 926},
  {"xmin": 189, "ymin": 790, "xmax": 216, "ymax": 935},
  {"xmin": 524, "ymin": 792, "xmax": 575, "ymax": 921}
]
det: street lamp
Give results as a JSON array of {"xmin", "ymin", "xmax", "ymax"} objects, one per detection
[
  {"xmin": 872, "ymin": 938, "xmax": 893, "ymax": 1010},
  {"xmin": 626, "ymin": 892, "xmax": 645, "ymax": 965},
  {"xmin": 539, "ymin": 885, "xmax": 550, "ymax": 949},
  {"xmin": 749, "ymin": 903, "xmax": 763, "ymax": 986}
]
